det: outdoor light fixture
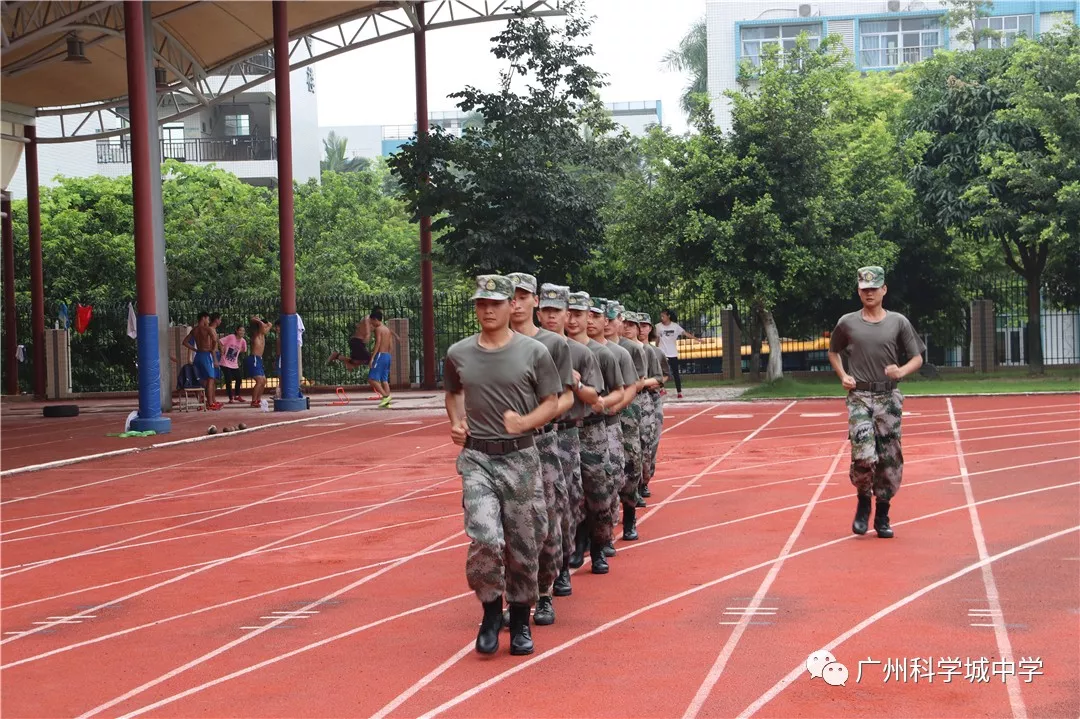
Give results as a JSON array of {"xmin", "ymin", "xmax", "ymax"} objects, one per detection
[
  {"xmin": 63, "ymin": 33, "xmax": 91, "ymax": 64},
  {"xmin": 155, "ymin": 66, "xmax": 168, "ymax": 90}
]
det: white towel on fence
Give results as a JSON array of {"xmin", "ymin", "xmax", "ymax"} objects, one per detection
[{"xmin": 126, "ymin": 303, "xmax": 138, "ymax": 339}]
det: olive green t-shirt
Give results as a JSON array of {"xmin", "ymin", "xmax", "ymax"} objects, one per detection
[
  {"xmin": 829, "ymin": 310, "xmax": 925, "ymax": 384},
  {"xmin": 566, "ymin": 337, "xmax": 602, "ymax": 420},
  {"xmin": 607, "ymin": 338, "xmax": 640, "ymax": 387},
  {"xmin": 658, "ymin": 351, "xmax": 671, "ymax": 382},
  {"xmin": 444, "ymin": 332, "xmax": 563, "ymax": 440},
  {"xmin": 587, "ymin": 339, "xmax": 624, "ymax": 396},
  {"xmin": 645, "ymin": 344, "xmax": 664, "ymax": 382},
  {"xmin": 525, "ymin": 327, "xmax": 575, "ymax": 393},
  {"xmin": 618, "ymin": 338, "xmax": 648, "ymax": 381}
]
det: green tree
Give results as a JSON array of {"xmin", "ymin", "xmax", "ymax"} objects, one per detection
[
  {"xmin": 662, "ymin": 17, "xmax": 708, "ymax": 116},
  {"xmin": 943, "ymin": 0, "xmax": 1000, "ymax": 51},
  {"xmin": 389, "ymin": 0, "xmax": 631, "ymax": 283},
  {"xmin": 320, "ymin": 130, "xmax": 370, "ymax": 175}
]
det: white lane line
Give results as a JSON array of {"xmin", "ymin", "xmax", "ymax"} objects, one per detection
[
  {"xmin": 948, "ymin": 398, "xmax": 1028, "ymax": 719},
  {"xmin": 0, "ymin": 472, "xmax": 456, "ymax": 646},
  {"xmin": 79, "ymin": 481, "xmax": 1078, "ymax": 719},
  {"xmin": 682, "ymin": 444, "xmax": 845, "ymax": 719},
  {"xmin": 83, "ymin": 532, "xmax": 466, "ymax": 719},
  {"xmin": 735, "ymin": 527, "xmax": 1076, "ymax": 718}
]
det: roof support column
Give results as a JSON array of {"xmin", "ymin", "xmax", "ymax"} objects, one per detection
[
  {"xmin": 2, "ymin": 192, "xmax": 19, "ymax": 395},
  {"xmin": 125, "ymin": 0, "xmax": 170, "ymax": 433},
  {"xmin": 414, "ymin": 1, "xmax": 436, "ymax": 390},
  {"xmin": 273, "ymin": 0, "xmax": 305, "ymax": 412},
  {"xmin": 23, "ymin": 125, "xmax": 45, "ymax": 400}
]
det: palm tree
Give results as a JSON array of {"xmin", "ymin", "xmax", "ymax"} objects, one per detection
[
  {"xmin": 320, "ymin": 131, "xmax": 370, "ymax": 174},
  {"xmin": 662, "ymin": 18, "xmax": 708, "ymax": 117}
]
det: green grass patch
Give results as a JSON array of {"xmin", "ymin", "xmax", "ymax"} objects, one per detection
[{"xmin": 738, "ymin": 368, "xmax": 1080, "ymax": 399}]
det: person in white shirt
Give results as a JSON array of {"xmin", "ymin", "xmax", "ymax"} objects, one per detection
[{"xmin": 655, "ymin": 308, "xmax": 702, "ymax": 398}]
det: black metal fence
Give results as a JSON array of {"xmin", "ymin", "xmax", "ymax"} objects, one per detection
[
  {"xmin": 97, "ymin": 137, "xmax": 278, "ymax": 165},
  {"xmin": 3, "ymin": 277, "xmax": 1077, "ymax": 394}
]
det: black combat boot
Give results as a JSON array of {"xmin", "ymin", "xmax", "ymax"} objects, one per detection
[
  {"xmin": 603, "ymin": 540, "xmax": 617, "ymax": 557},
  {"xmin": 533, "ymin": 595, "xmax": 555, "ymax": 626},
  {"xmin": 635, "ymin": 492, "xmax": 647, "ymax": 508},
  {"xmin": 568, "ymin": 524, "xmax": 588, "ymax": 569},
  {"xmin": 590, "ymin": 540, "xmax": 609, "ymax": 574},
  {"xmin": 622, "ymin": 504, "xmax": 639, "ymax": 541},
  {"xmin": 476, "ymin": 598, "xmax": 502, "ymax": 654},
  {"xmin": 874, "ymin": 500, "xmax": 894, "ymax": 539},
  {"xmin": 852, "ymin": 494, "xmax": 872, "ymax": 535},
  {"xmin": 509, "ymin": 603, "xmax": 534, "ymax": 655},
  {"xmin": 553, "ymin": 566, "xmax": 572, "ymax": 597},
  {"xmin": 640, "ymin": 483, "xmax": 651, "ymax": 498}
]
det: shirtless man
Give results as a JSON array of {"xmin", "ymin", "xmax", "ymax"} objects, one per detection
[
  {"xmin": 368, "ymin": 310, "xmax": 394, "ymax": 408},
  {"xmin": 247, "ymin": 315, "xmax": 273, "ymax": 407},
  {"xmin": 184, "ymin": 312, "xmax": 221, "ymax": 410},
  {"xmin": 327, "ymin": 319, "xmax": 372, "ymax": 372}
]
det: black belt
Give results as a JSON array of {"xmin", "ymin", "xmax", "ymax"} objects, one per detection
[
  {"xmin": 534, "ymin": 423, "xmax": 556, "ymax": 435},
  {"xmin": 465, "ymin": 435, "xmax": 535, "ymax": 455},
  {"xmin": 582, "ymin": 415, "xmax": 606, "ymax": 427},
  {"xmin": 854, "ymin": 381, "xmax": 897, "ymax": 393},
  {"xmin": 605, "ymin": 415, "xmax": 619, "ymax": 426},
  {"xmin": 557, "ymin": 419, "xmax": 582, "ymax": 431}
]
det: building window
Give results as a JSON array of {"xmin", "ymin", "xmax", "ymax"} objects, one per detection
[
  {"xmin": 860, "ymin": 17, "xmax": 942, "ymax": 68},
  {"xmin": 741, "ymin": 23, "xmax": 822, "ymax": 67},
  {"xmin": 224, "ymin": 113, "xmax": 250, "ymax": 137},
  {"xmin": 162, "ymin": 123, "xmax": 184, "ymax": 143},
  {"xmin": 975, "ymin": 15, "xmax": 1033, "ymax": 48}
]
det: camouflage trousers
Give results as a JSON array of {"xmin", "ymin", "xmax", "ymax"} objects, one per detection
[
  {"xmin": 457, "ymin": 446, "xmax": 547, "ymax": 605},
  {"xmin": 535, "ymin": 431, "xmax": 564, "ymax": 595},
  {"xmin": 616, "ymin": 399, "xmax": 644, "ymax": 508},
  {"xmin": 580, "ymin": 421, "xmax": 615, "ymax": 544},
  {"xmin": 847, "ymin": 390, "xmax": 905, "ymax": 502},
  {"xmin": 638, "ymin": 391, "xmax": 659, "ymax": 485},
  {"xmin": 556, "ymin": 426, "xmax": 583, "ymax": 564},
  {"xmin": 606, "ymin": 418, "xmax": 626, "ymax": 522}
]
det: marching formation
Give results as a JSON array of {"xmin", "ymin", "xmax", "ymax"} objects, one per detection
[{"xmin": 443, "ymin": 274, "xmax": 670, "ymax": 656}]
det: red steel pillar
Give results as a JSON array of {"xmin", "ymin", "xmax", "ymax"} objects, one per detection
[
  {"xmin": 23, "ymin": 125, "xmax": 45, "ymax": 399},
  {"xmin": 415, "ymin": 1, "xmax": 436, "ymax": 389}
]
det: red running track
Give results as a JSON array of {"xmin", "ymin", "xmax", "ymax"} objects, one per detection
[{"xmin": 0, "ymin": 395, "xmax": 1077, "ymax": 718}]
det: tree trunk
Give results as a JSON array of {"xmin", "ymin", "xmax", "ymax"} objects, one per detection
[
  {"xmin": 759, "ymin": 306, "xmax": 784, "ymax": 382},
  {"xmin": 748, "ymin": 310, "xmax": 761, "ymax": 382},
  {"xmin": 1025, "ymin": 271, "xmax": 1044, "ymax": 374}
]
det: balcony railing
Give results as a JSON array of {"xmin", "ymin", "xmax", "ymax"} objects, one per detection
[{"xmin": 97, "ymin": 137, "xmax": 278, "ymax": 164}]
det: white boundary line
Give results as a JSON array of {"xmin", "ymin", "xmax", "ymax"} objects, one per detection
[
  {"xmin": 735, "ymin": 527, "xmax": 1078, "ymax": 718},
  {"xmin": 681, "ymin": 444, "xmax": 845, "ymax": 719},
  {"xmin": 947, "ymin": 398, "xmax": 1028, "ymax": 719},
  {"xmin": 0, "ymin": 409, "xmax": 362, "ymax": 479}
]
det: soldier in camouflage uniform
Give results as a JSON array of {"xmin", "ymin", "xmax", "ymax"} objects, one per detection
[
  {"xmin": 571, "ymin": 292, "xmax": 626, "ymax": 573},
  {"xmin": 638, "ymin": 313, "xmax": 669, "ymax": 498},
  {"xmin": 444, "ymin": 274, "xmax": 563, "ymax": 655},
  {"xmin": 619, "ymin": 311, "xmax": 662, "ymax": 534},
  {"xmin": 507, "ymin": 273, "xmax": 575, "ymax": 626},
  {"xmin": 594, "ymin": 300, "xmax": 640, "ymax": 555},
  {"xmin": 537, "ymin": 284, "xmax": 603, "ymax": 597},
  {"xmin": 828, "ymin": 266, "xmax": 925, "ymax": 540}
]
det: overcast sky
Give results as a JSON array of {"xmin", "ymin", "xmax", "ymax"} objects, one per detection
[{"xmin": 315, "ymin": 0, "xmax": 706, "ymax": 135}]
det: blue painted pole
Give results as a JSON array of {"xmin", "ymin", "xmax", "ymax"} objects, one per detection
[{"xmin": 125, "ymin": 0, "xmax": 170, "ymax": 433}]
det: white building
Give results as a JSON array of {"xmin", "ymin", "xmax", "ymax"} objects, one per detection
[
  {"xmin": 6, "ymin": 57, "xmax": 321, "ymax": 199},
  {"xmin": 323, "ymin": 100, "xmax": 664, "ymax": 160},
  {"xmin": 707, "ymin": 0, "xmax": 1079, "ymax": 131}
]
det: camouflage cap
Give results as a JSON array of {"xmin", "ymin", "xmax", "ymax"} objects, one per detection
[
  {"xmin": 568, "ymin": 291, "xmax": 592, "ymax": 312},
  {"xmin": 507, "ymin": 272, "xmax": 538, "ymax": 295},
  {"xmin": 639, "ymin": 312, "xmax": 653, "ymax": 325},
  {"xmin": 604, "ymin": 301, "xmax": 623, "ymax": 321},
  {"xmin": 857, "ymin": 266, "xmax": 885, "ymax": 289},
  {"xmin": 471, "ymin": 274, "xmax": 513, "ymax": 301},
  {"xmin": 538, "ymin": 283, "xmax": 569, "ymax": 310},
  {"xmin": 589, "ymin": 296, "xmax": 609, "ymax": 315},
  {"xmin": 624, "ymin": 312, "xmax": 640, "ymax": 325}
]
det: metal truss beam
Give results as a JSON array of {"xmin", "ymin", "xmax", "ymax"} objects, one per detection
[{"xmin": 20, "ymin": 0, "xmax": 566, "ymax": 143}]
